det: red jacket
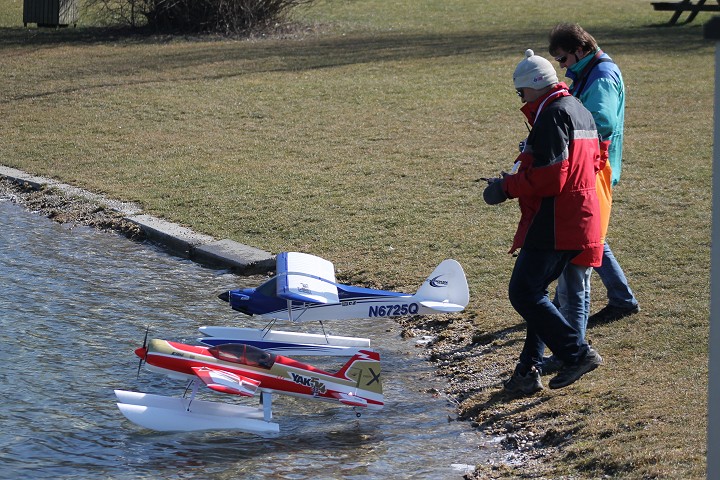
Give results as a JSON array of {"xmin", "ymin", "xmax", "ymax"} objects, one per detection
[{"xmin": 503, "ymin": 83, "xmax": 602, "ymax": 261}]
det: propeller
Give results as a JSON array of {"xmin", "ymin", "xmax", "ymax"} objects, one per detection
[{"xmin": 136, "ymin": 326, "xmax": 150, "ymax": 379}]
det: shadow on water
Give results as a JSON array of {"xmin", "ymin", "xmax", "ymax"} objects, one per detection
[{"xmin": 112, "ymin": 420, "xmax": 387, "ymax": 474}]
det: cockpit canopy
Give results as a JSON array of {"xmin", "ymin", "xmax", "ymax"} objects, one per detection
[{"xmin": 208, "ymin": 343, "xmax": 276, "ymax": 369}]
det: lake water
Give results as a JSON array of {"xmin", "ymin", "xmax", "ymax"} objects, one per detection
[{"xmin": 0, "ymin": 198, "xmax": 490, "ymax": 479}]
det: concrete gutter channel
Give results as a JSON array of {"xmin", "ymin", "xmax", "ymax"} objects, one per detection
[{"xmin": 0, "ymin": 165, "xmax": 276, "ymax": 276}]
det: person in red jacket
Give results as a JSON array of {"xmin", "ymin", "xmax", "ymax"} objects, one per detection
[{"xmin": 483, "ymin": 49, "xmax": 603, "ymax": 395}]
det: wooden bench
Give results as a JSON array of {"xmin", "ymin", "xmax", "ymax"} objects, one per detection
[{"xmin": 652, "ymin": 0, "xmax": 720, "ymax": 25}]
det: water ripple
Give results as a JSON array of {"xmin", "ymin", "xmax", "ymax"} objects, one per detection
[{"xmin": 0, "ymin": 200, "xmax": 487, "ymax": 479}]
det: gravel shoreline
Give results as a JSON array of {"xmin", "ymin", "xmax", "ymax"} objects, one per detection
[{"xmin": 0, "ymin": 178, "xmax": 144, "ymax": 240}]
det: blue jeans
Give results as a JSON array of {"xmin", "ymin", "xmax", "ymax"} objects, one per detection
[
  {"xmin": 555, "ymin": 263, "xmax": 592, "ymax": 340},
  {"xmin": 594, "ymin": 242, "xmax": 638, "ymax": 308},
  {"xmin": 508, "ymin": 248, "xmax": 589, "ymax": 369}
]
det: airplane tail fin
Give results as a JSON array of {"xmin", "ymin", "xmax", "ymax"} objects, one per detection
[
  {"xmin": 415, "ymin": 259, "xmax": 469, "ymax": 312},
  {"xmin": 335, "ymin": 350, "xmax": 383, "ymax": 396}
]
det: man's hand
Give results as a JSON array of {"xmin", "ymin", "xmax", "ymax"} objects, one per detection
[{"xmin": 483, "ymin": 178, "xmax": 508, "ymax": 205}]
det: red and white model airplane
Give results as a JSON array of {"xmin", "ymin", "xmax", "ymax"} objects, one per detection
[{"xmin": 115, "ymin": 337, "xmax": 383, "ymax": 435}]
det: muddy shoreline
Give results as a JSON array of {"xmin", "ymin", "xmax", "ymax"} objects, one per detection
[{"xmin": 0, "ymin": 177, "xmax": 555, "ymax": 478}]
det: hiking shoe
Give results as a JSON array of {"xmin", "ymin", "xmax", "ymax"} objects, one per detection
[
  {"xmin": 541, "ymin": 355, "xmax": 564, "ymax": 375},
  {"xmin": 503, "ymin": 365, "xmax": 543, "ymax": 396},
  {"xmin": 548, "ymin": 347, "xmax": 602, "ymax": 389},
  {"xmin": 588, "ymin": 304, "xmax": 640, "ymax": 324}
]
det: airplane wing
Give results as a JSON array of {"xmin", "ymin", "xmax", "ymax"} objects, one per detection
[
  {"xmin": 191, "ymin": 366, "xmax": 260, "ymax": 397},
  {"xmin": 275, "ymin": 252, "xmax": 340, "ymax": 304}
]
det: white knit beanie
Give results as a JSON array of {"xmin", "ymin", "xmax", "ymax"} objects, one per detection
[{"xmin": 513, "ymin": 49, "xmax": 558, "ymax": 90}]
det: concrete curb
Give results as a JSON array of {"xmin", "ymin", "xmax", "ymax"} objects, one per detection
[{"xmin": 0, "ymin": 165, "xmax": 275, "ymax": 276}]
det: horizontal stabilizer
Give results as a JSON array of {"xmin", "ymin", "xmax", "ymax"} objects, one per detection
[
  {"xmin": 419, "ymin": 300, "xmax": 467, "ymax": 313},
  {"xmin": 191, "ymin": 367, "xmax": 260, "ymax": 396},
  {"xmin": 333, "ymin": 392, "xmax": 368, "ymax": 407}
]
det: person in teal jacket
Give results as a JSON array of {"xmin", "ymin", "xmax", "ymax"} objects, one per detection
[{"xmin": 549, "ymin": 23, "xmax": 640, "ymax": 325}]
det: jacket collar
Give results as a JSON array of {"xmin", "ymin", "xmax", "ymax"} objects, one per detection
[
  {"xmin": 520, "ymin": 82, "xmax": 571, "ymax": 126},
  {"xmin": 566, "ymin": 48, "xmax": 603, "ymax": 82}
]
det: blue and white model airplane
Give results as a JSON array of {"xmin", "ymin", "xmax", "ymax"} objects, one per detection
[{"xmin": 201, "ymin": 252, "xmax": 470, "ymax": 356}]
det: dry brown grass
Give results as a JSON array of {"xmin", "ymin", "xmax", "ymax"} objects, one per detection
[{"xmin": 0, "ymin": 0, "xmax": 713, "ymax": 477}]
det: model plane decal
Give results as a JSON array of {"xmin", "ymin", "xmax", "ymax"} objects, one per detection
[
  {"xmin": 290, "ymin": 373, "xmax": 327, "ymax": 394},
  {"xmin": 365, "ymin": 367, "xmax": 381, "ymax": 386},
  {"xmin": 428, "ymin": 275, "xmax": 449, "ymax": 287},
  {"xmin": 367, "ymin": 303, "xmax": 419, "ymax": 317}
]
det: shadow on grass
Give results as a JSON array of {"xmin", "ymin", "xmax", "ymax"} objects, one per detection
[
  {"xmin": 460, "ymin": 390, "xmax": 550, "ymax": 426},
  {"xmin": 0, "ymin": 20, "xmax": 710, "ymax": 65},
  {"xmin": 0, "ymin": 20, "xmax": 710, "ymax": 106},
  {"xmin": 0, "ymin": 16, "xmax": 711, "ymax": 107}
]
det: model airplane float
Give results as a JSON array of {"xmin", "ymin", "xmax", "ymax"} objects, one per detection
[
  {"xmin": 116, "ymin": 336, "xmax": 383, "ymax": 435},
  {"xmin": 202, "ymin": 251, "xmax": 470, "ymax": 356}
]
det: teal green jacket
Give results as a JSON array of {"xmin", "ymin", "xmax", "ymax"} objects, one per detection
[{"xmin": 566, "ymin": 49, "xmax": 625, "ymax": 186}]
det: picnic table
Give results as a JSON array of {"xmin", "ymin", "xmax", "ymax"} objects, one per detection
[{"xmin": 652, "ymin": 0, "xmax": 720, "ymax": 25}]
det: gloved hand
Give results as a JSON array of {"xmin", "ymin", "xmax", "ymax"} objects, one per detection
[
  {"xmin": 483, "ymin": 178, "xmax": 508, "ymax": 205},
  {"xmin": 598, "ymin": 139, "xmax": 611, "ymax": 171}
]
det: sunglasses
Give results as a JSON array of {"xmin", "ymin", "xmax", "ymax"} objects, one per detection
[
  {"xmin": 555, "ymin": 55, "xmax": 568, "ymax": 63},
  {"xmin": 516, "ymin": 88, "xmax": 524, "ymax": 98}
]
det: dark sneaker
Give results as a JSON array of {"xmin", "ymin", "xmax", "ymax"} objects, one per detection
[
  {"xmin": 548, "ymin": 347, "xmax": 602, "ymax": 389},
  {"xmin": 503, "ymin": 365, "xmax": 543, "ymax": 395},
  {"xmin": 541, "ymin": 355, "xmax": 564, "ymax": 375},
  {"xmin": 588, "ymin": 304, "xmax": 640, "ymax": 324}
]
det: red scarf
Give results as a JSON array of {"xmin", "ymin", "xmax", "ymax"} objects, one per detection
[{"xmin": 520, "ymin": 82, "xmax": 571, "ymax": 126}]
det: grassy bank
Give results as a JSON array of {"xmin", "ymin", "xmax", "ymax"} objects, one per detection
[{"xmin": 0, "ymin": 0, "xmax": 712, "ymax": 477}]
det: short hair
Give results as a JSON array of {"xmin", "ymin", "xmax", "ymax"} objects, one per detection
[{"xmin": 548, "ymin": 23, "xmax": 598, "ymax": 56}]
